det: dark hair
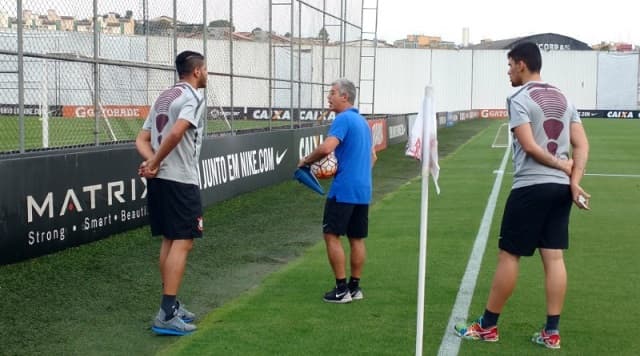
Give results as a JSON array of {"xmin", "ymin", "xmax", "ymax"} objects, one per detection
[
  {"xmin": 175, "ymin": 50, "xmax": 205, "ymax": 78},
  {"xmin": 507, "ymin": 42, "xmax": 542, "ymax": 73}
]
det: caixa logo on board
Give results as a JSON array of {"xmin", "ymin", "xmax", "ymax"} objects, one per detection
[
  {"xmin": 298, "ymin": 134, "xmax": 324, "ymax": 158},
  {"xmin": 25, "ymin": 178, "xmax": 148, "ymax": 223},
  {"xmin": 606, "ymin": 111, "xmax": 638, "ymax": 119}
]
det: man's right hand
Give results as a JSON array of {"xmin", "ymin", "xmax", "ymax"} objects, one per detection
[
  {"xmin": 557, "ymin": 158, "xmax": 573, "ymax": 176},
  {"xmin": 139, "ymin": 160, "xmax": 159, "ymax": 179}
]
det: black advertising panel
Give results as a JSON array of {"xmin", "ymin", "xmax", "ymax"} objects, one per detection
[
  {"xmin": 206, "ymin": 106, "xmax": 336, "ymax": 121},
  {"xmin": 0, "ymin": 108, "xmax": 487, "ymax": 268},
  {"xmin": 0, "ymin": 127, "xmax": 331, "ymax": 265},
  {"xmin": 578, "ymin": 110, "xmax": 640, "ymax": 119},
  {"xmin": 0, "ymin": 146, "xmax": 148, "ymax": 265},
  {"xmin": 198, "ymin": 130, "xmax": 298, "ymax": 206},
  {"xmin": 386, "ymin": 115, "xmax": 408, "ymax": 145},
  {"xmin": 0, "ymin": 104, "xmax": 63, "ymax": 117}
]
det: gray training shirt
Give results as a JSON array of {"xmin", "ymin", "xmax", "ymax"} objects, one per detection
[
  {"xmin": 142, "ymin": 82, "xmax": 205, "ymax": 186},
  {"xmin": 507, "ymin": 81, "xmax": 582, "ymax": 189}
]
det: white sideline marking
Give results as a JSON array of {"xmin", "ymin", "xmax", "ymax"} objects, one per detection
[
  {"xmin": 437, "ymin": 146, "xmax": 512, "ymax": 356},
  {"xmin": 585, "ymin": 173, "xmax": 640, "ymax": 178},
  {"xmin": 500, "ymin": 172, "xmax": 640, "ymax": 178}
]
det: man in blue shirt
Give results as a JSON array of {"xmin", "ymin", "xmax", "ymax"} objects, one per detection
[{"xmin": 298, "ymin": 78, "xmax": 377, "ymax": 303}]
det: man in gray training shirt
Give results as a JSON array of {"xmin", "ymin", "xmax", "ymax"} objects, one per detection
[
  {"xmin": 136, "ymin": 50, "xmax": 206, "ymax": 336},
  {"xmin": 455, "ymin": 42, "xmax": 590, "ymax": 350}
]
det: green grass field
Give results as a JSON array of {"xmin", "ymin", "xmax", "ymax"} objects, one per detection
[
  {"xmin": 1, "ymin": 118, "xmax": 638, "ymax": 355},
  {"xmin": 0, "ymin": 116, "xmax": 294, "ymax": 153}
]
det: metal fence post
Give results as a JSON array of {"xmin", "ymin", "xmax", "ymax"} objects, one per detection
[
  {"xmin": 17, "ymin": 0, "xmax": 24, "ymax": 152},
  {"xmin": 229, "ymin": 0, "xmax": 235, "ymax": 134},
  {"xmin": 93, "ymin": 0, "xmax": 100, "ymax": 145},
  {"xmin": 268, "ymin": 0, "xmax": 273, "ymax": 131},
  {"xmin": 289, "ymin": 1, "xmax": 293, "ymax": 129},
  {"xmin": 202, "ymin": 0, "xmax": 208, "ymax": 134},
  {"xmin": 173, "ymin": 0, "xmax": 178, "ymax": 83}
]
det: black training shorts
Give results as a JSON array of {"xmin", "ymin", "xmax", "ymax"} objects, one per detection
[
  {"xmin": 499, "ymin": 183, "xmax": 572, "ymax": 256},
  {"xmin": 147, "ymin": 178, "xmax": 203, "ymax": 239},
  {"xmin": 322, "ymin": 197, "xmax": 369, "ymax": 238}
]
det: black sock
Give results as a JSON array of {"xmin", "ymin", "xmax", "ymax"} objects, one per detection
[
  {"xmin": 546, "ymin": 315, "xmax": 560, "ymax": 331},
  {"xmin": 335, "ymin": 278, "xmax": 347, "ymax": 292},
  {"xmin": 348, "ymin": 277, "xmax": 360, "ymax": 289},
  {"xmin": 481, "ymin": 309, "xmax": 500, "ymax": 328},
  {"xmin": 161, "ymin": 294, "xmax": 177, "ymax": 321}
]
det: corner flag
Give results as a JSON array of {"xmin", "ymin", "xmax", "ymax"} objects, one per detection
[
  {"xmin": 406, "ymin": 86, "xmax": 439, "ymax": 356},
  {"xmin": 405, "ymin": 86, "xmax": 440, "ymax": 195}
]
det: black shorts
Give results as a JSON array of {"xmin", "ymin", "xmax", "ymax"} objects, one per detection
[
  {"xmin": 147, "ymin": 178, "xmax": 203, "ymax": 239},
  {"xmin": 323, "ymin": 197, "xmax": 369, "ymax": 238},
  {"xmin": 499, "ymin": 183, "xmax": 572, "ymax": 256}
]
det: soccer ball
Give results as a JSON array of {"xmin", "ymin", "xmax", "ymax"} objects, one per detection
[{"xmin": 310, "ymin": 152, "xmax": 338, "ymax": 179}]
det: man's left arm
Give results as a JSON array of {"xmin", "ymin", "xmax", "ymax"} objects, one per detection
[
  {"xmin": 136, "ymin": 129, "xmax": 154, "ymax": 161},
  {"xmin": 568, "ymin": 121, "xmax": 590, "ymax": 209}
]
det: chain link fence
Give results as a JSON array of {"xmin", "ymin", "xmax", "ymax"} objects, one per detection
[{"xmin": 0, "ymin": 0, "xmax": 366, "ymax": 154}]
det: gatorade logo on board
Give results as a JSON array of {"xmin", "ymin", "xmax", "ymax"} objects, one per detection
[{"xmin": 62, "ymin": 105, "xmax": 150, "ymax": 119}]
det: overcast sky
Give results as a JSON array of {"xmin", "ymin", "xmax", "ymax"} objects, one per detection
[
  {"xmin": 377, "ymin": 0, "xmax": 640, "ymax": 45},
  {"xmin": 17, "ymin": 0, "xmax": 640, "ymax": 46}
]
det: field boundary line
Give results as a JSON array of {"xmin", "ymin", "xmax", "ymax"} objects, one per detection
[
  {"xmin": 500, "ymin": 172, "xmax": 640, "ymax": 178},
  {"xmin": 584, "ymin": 173, "xmax": 640, "ymax": 178},
  {"xmin": 437, "ymin": 145, "xmax": 511, "ymax": 356}
]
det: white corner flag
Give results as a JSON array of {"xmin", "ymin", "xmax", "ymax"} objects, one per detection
[
  {"xmin": 405, "ymin": 86, "xmax": 439, "ymax": 356},
  {"xmin": 405, "ymin": 86, "xmax": 440, "ymax": 194}
]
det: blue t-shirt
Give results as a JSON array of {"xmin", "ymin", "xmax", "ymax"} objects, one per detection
[{"xmin": 327, "ymin": 107, "xmax": 372, "ymax": 204}]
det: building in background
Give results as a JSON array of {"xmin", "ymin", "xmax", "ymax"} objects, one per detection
[
  {"xmin": 592, "ymin": 41, "xmax": 636, "ymax": 52},
  {"xmin": 394, "ymin": 34, "xmax": 456, "ymax": 49},
  {"xmin": 462, "ymin": 27, "xmax": 470, "ymax": 48},
  {"xmin": 469, "ymin": 33, "xmax": 592, "ymax": 51},
  {"xmin": 2, "ymin": 9, "xmax": 135, "ymax": 35}
]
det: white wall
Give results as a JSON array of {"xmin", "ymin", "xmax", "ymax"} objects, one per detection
[
  {"xmin": 374, "ymin": 47, "xmax": 633, "ymax": 114},
  {"xmin": 232, "ymin": 41, "xmax": 269, "ymax": 107},
  {"xmin": 471, "ymin": 50, "xmax": 511, "ymax": 109},
  {"xmin": 373, "ymin": 48, "xmax": 430, "ymax": 114},
  {"xmin": 431, "ymin": 49, "xmax": 473, "ymax": 112},
  {"xmin": 540, "ymin": 50, "xmax": 598, "ymax": 109},
  {"xmin": 596, "ymin": 52, "xmax": 639, "ymax": 109}
]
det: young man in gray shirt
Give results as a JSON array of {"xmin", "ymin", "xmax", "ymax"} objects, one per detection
[
  {"xmin": 136, "ymin": 50, "xmax": 206, "ymax": 336},
  {"xmin": 455, "ymin": 42, "xmax": 590, "ymax": 350}
]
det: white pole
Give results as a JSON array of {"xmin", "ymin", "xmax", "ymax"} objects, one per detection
[
  {"xmin": 415, "ymin": 86, "xmax": 433, "ymax": 356},
  {"xmin": 41, "ymin": 58, "xmax": 49, "ymax": 148},
  {"xmin": 83, "ymin": 75, "xmax": 117, "ymax": 141}
]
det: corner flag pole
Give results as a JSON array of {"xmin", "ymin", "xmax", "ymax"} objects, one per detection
[{"xmin": 415, "ymin": 86, "xmax": 433, "ymax": 356}]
